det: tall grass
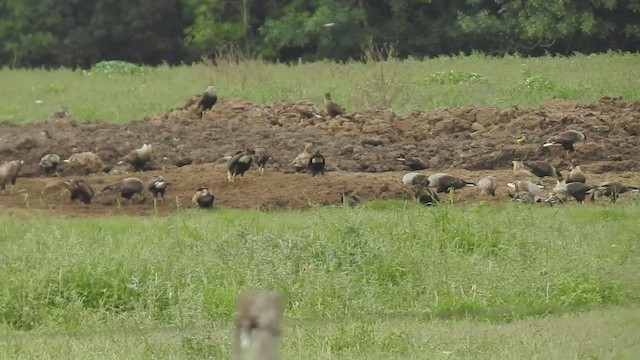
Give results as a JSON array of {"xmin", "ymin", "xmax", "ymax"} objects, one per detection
[
  {"xmin": 0, "ymin": 52, "xmax": 638, "ymax": 124},
  {"xmin": 0, "ymin": 202, "xmax": 639, "ymax": 357}
]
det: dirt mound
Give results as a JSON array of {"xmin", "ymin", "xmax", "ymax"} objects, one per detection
[{"xmin": 0, "ymin": 95, "xmax": 639, "ymax": 217}]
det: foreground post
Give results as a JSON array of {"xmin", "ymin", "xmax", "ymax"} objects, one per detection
[{"xmin": 233, "ymin": 290, "xmax": 285, "ymax": 360}]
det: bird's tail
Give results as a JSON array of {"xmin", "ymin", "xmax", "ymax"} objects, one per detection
[{"xmin": 543, "ymin": 142, "xmax": 561, "ymax": 147}]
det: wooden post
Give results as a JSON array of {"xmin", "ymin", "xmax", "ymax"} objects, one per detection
[{"xmin": 233, "ymin": 290, "xmax": 285, "ymax": 360}]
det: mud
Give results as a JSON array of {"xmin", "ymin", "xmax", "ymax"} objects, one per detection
[{"xmin": 0, "ymin": 95, "xmax": 639, "ymax": 217}]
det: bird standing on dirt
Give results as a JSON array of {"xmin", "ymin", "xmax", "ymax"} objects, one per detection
[
  {"xmin": 543, "ymin": 130, "xmax": 586, "ymax": 157},
  {"xmin": 396, "ymin": 154, "xmax": 427, "ymax": 171},
  {"xmin": 0, "ymin": 160, "xmax": 24, "ymax": 194},
  {"xmin": 196, "ymin": 85, "xmax": 217, "ymax": 118},
  {"xmin": 291, "ymin": 142, "xmax": 314, "ymax": 173},
  {"xmin": 427, "ymin": 173, "xmax": 476, "ymax": 194},
  {"xmin": 192, "ymin": 187, "xmax": 215, "ymax": 209},
  {"xmin": 514, "ymin": 132, "xmax": 528, "ymax": 145},
  {"xmin": 566, "ymin": 165, "xmax": 586, "ymax": 183},
  {"xmin": 101, "ymin": 177, "xmax": 146, "ymax": 203},
  {"xmin": 252, "ymin": 148, "xmax": 271, "ymax": 176},
  {"xmin": 477, "ymin": 175, "xmax": 497, "ymax": 196},
  {"xmin": 61, "ymin": 179, "xmax": 94, "ymax": 204},
  {"xmin": 39, "ymin": 153, "xmax": 61, "ymax": 176},
  {"xmin": 308, "ymin": 151, "xmax": 326, "ymax": 176},
  {"xmin": 521, "ymin": 161, "xmax": 562, "ymax": 180},
  {"xmin": 324, "ymin": 92, "xmax": 345, "ymax": 118},
  {"xmin": 593, "ymin": 181, "xmax": 640, "ymax": 203},
  {"xmin": 123, "ymin": 143, "xmax": 152, "ymax": 172},
  {"xmin": 227, "ymin": 149, "xmax": 255, "ymax": 182},
  {"xmin": 506, "ymin": 180, "xmax": 543, "ymax": 203},
  {"xmin": 145, "ymin": 175, "xmax": 170, "ymax": 200}
]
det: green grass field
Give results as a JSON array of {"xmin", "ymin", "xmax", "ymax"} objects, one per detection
[
  {"xmin": 0, "ymin": 52, "xmax": 639, "ymax": 124},
  {"xmin": 1, "ymin": 202, "xmax": 639, "ymax": 358},
  {"xmin": 2, "ymin": 53, "xmax": 640, "ymax": 358}
]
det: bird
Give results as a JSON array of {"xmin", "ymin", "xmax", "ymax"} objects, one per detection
[
  {"xmin": 227, "ymin": 149, "xmax": 255, "ymax": 182},
  {"xmin": 543, "ymin": 130, "xmax": 586, "ymax": 156},
  {"xmin": 521, "ymin": 161, "xmax": 562, "ymax": 179},
  {"xmin": 196, "ymin": 85, "xmax": 217, "ymax": 118},
  {"xmin": 307, "ymin": 151, "xmax": 326, "ymax": 176},
  {"xmin": 427, "ymin": 173, "xmax": 476, "ymax": 194},
  {"xmin": 64, "ymin": 152, "xmax": 104, "ymax": 176},
  {"xmin": 123, "ymin": 143, "xmax": 152, "ymax": 172},
  {"xmin": 593, "ymin": 181, "xmax": 640, "ymax": 203},
  {"xmin": 0, "ymin": 160, "xmax": 24, "ymax": 194},
  {"xmin": 396, "ymin": 154, "xmax": 427, "ymax": 171},
  {"xmin": 192, "ymin": 187, "xmax": 215, "ymax": 209},
  {"xmin": 566, "ymin": 165, "xmax": 586, "ymax": 183},
  {"xmin": 324, "ymin": 92, "xmax": 345, "ymax": 118},
  {"xmin": 514, "ymin": 132, "xmax": 528, "ymax": 145},
  {"xmin": 252, "ymin": 148, "xmax": 271, "ymax": 176},
  {"xmin": 39, "ymin": 153, "xmax": 61, "ymax": 176},
  {"xmin": 340, "ymin": 190, "xmax": 362, "ymax": 207},
  {"xmin": 145, "ymin": 175, "xmax": 170, "ymax": 200},
  {"xmin": 512, "ymin": 161, "xmax": 543, "ymax": 185},
  {"xmin": 402, "ymin": 172, "xmax": 429, "ymax": 187},
  {"xmin": 506, "ymin": 180, "xmax": 544, "ymax": 203},
  {"xmin": 477, "ymin": 176, "xmax": 497, "ymax": 196},
  {"xmin": 414, "ymin": 185, "xmax": 439, "ymax": 206},
  {"xmin": 101, "ymin": 177, "xmax": 146, "ymax": 203},
  {"xmin": 546, "ymin": 179, "xmax": 595, "ymax": 205},
  {"xmin": 291, "ymin": 142, "xmax": 314, "ymax": 173},
  {"xmin": 61, "ymin": 179, "xmax": 94, "ymax": 204}
]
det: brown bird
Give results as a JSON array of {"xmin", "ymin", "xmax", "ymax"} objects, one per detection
[
  {"xmin": 506, "ymin": 180, "xmax": 543, "ymax": 203},
  {"xmin": 308, "ymin": 151, "xmax": 326, "ymax": 177},
  {"xmin": 415, "ymin": 185, "xmax": 439, "ymax": 206},
  {"xmin": 427, "ymin": 173, "xmax": 476, "ymax": 194},
  {"xmin": 61, "ymin": 179, "xmax": 94, "ymax": 204},
  {"xmin": 227, "ymin": 149, "xmax": 255, "ymax": 182},
  {"xmin": 196, "ymin": 85, "xmax": 217, "ymax": 118},
  {"xmin": 291, "ymin": 142, "xmax": 314, "ymax": 173},
  {"xmin": 192, "ymin": 187, "xmax": 215, "ymax": 209},
  {"xmin": 566, "ymin": 165, "xmax": 586, "ymax": 183},
  {"xmin": 101, "ymin": 177, "xmax": 146, "ymax": 203},
  {"xmin": 64, "ymin": 152, "xmax": 104, "ymax": 176},
  {"xmin": 546, "ymin": 179, "xmax": 595, "ymax": 204},
  {"xmin": 252, "ymin": 148, "xmax": 271, "ymax": 176},
  {"xmin": 593, "ymin": 181, "xmax": 640, "ymax": 203},
  {"xmin": 543, "ymin": 130, "xmax": 586, "ymax": 156},
  {"xmin": 522, "ymin": 161, "xmax": 562, "ymax": 179},
  {"xmin": 477, "ymin": 176, "xmax": 497, "ymax": 196},
  {"xmin": 324, "ymin": 92, "xmax": 345, "ymax": 118},
  {"xmin": 123, "ymin": 143, "xmax": 152, "ymax": 172},
  {"xmin": 39, "ymin": 154, "xmax": 61, "ymax": 176},
  {"xmin": 396, "ymin": 154, "xmax": 427, "ymax": 171},
  {"xmin": 0, "ymin": 160, "xmax": 24, "ymax": 194}
]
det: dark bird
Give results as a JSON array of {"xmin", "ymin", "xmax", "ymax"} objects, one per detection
[
  {"xmin": 123, "ymin": 143, "xmax": 152, "ymax": 172},
  {"xmin": 291, "ymin": 142, "xmax": 313, "ymax": 173},
  {"xmin": 478, "ymin": 176, "xmax": 497, "ymax": 196},
  {"xmin": 61, "ymin": 179, "xmax": 94, "ymax": 204},
  {"xmin": 101, "ymin": 177, "xmax": 146, "ymax": 203},
  {"xmin": 252, "ymin": 148, "xmax": 271, "ymax": 176},
  {"xmin": 427, "ymin": 173, "xmax": 476, "ymax": 194},
  {"xmin": 308, "ymin": 151, "xmax": 326, "ymax": 176},
  {"xmin": 146, "ymin": 175, "xmax": 170, "ymax": 200},
  {"xmin": 566, "ymin": 165, "xmax": 586, "ymax": 183},
  {"xmin": 546, "ymin": 180, "xmax": 595, "ymax": 204},
  {"xmin": 324, "ymin": 92, "xmax": 345, "ymax": 118},
  {"xmin": 196, "ymin": 85, "xmax": 217, "ymax": 118},
  {"xmin": 192, "ymin": 187, "xmax": 215, "ymax": 209},
  {"xmin": 39, "ymin": 153, "xmax": 61, "ymax": 176},
  {"xmin": 521, "ymin": 161, "xmax": 562, "ymax": 179},
  {"xmin": 340, "ymin": 190, "xmax": 362, "ymax": 207},
  {"xmin": 415, "ymin": 185, "xmax": 439, "ymax": 206},
  {"xmin": 227, "ymin": 149, "xmax": 255, "ymax": 182},
  {"xmin": 543, "ymin": 130, "xmax": 586, "ymax": 156},
  {"xmin": 593, "ymin": 181, "xmax": 640, "ymax": 203},
  {"xmin": 396, "ymin": 154, "xmax": 427, "ymax": 171},
  {"xmin": 0, "ymin": 160, "xmax": 24, "ymax": 193}
]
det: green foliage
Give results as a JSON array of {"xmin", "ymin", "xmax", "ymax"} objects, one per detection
[
  {"xmin": 83, "ymin": 61, "xmax": 152, "ymax": 76},
  {"xmin": 418, "ymin": 70, "xmax": 488, "ymax": 85}
]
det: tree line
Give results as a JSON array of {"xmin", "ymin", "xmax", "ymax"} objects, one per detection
[{"xmin": 1, "ymin": 0, "xmax": 639, "ymax": 68}]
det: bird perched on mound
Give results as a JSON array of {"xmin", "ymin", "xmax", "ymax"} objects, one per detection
[
  {"xmin": 593, "ymin": 181, "xmax": 640, "ymax": 203},
  {"xmin": 196, "ymin": 85, "xmax": 217, "ymax": 118},
  {"xmin": 227, "ymin": 149, "xmax": 255, "ymax": 182},
  {"xmin": 61, "ymin": 179, "xmax": 94, "ymax": 204},
  {"xmin": 506, "ymin": 180, "xmax": 544, "ymax": 203},
  {"xmin": 477, "ymin": 176, "xmax": 497, "ymax": 196},
  {"xmin": 291, "ymin": 142, "xmax": 314, "ymax": 173},
  {"xmin": 520, "ymin": 161, "xmax": 562, "ymax": 179},
  {"xmin": 543, "ymin": 130, "xmax": 586, "ymax": 156},
  {"xmin": 101, "ymin": 177, "xmax": 146, "ymax": 203},
  {"xmin": 324, "ymin": 92, "xmax": 345, "ymax": 118},
  {"xmin": 0, "ymin": 160, "xmax": 24, "ymax": 193},
  {"xmin": 123, "ymin": 143, "xmax": 152, "ymax": 172},
  {"xmin": 192, "ymin": 187, "xmax": 214, "ymax": 209},
  {"xmin": 64, "ymin": 152, "xmax": 104, "ymax": 176},
  {"xmin": 39, "ymin": 154, "xmax": 61, "ymax": 176},
  {"xmin": 427, "ymin": 173, "xmax": 476, "ymax": 194},
  {"xmin": 146, "ymin": 175, "xmax": 170, "ymax": 200},
  {"xmin": 402, "ymin": 172, "xmax": 429, "ymax": 187},
  {"xmin": 396, "ymin": 154, "xmax": 427, "ymax": 171},
  {"xmin": 252, "ymin": 148, "xmax": 271, "ymax": 176},
  {"xmin": 308, "ymin": 151, "xmax": 326, "ymax": 177},
  {"xmin": 566, "ymin": 165, "xmax": 586, "ymax": 183}
]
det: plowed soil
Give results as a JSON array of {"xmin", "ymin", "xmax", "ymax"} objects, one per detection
[{"xmin": 1, "ymin": 95, "xmax": 639, "ymax": 218}]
